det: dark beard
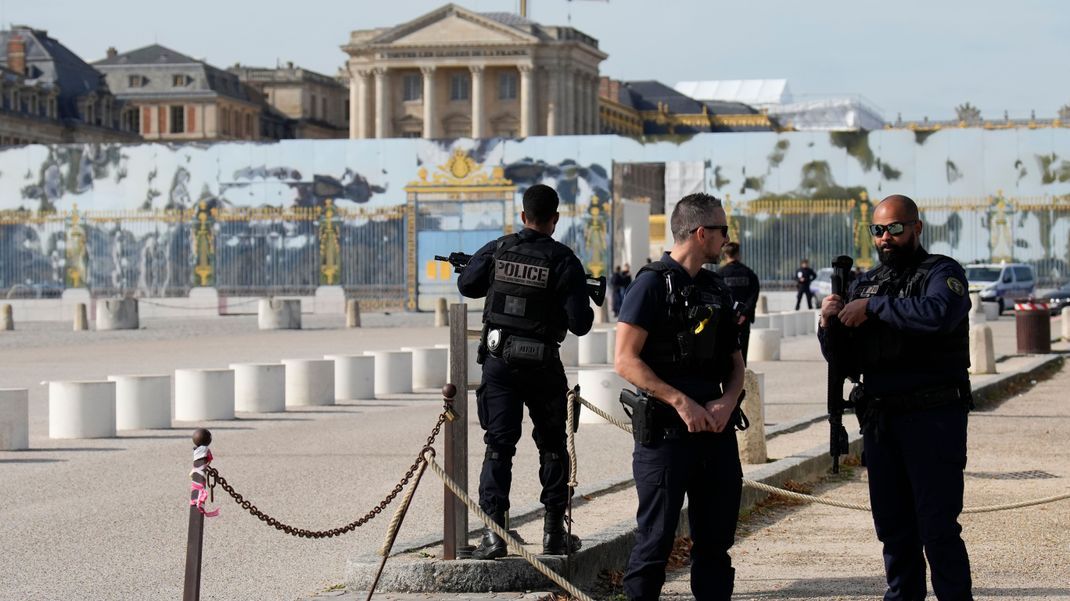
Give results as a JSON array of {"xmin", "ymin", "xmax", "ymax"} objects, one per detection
[{"xmin": 877, "ymin": 244, "xmax": 915, "ymax": 270}]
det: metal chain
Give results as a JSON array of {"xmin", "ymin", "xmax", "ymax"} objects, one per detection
[{"xmin": 203, "ymin": 411, "xmax": 448, "ymax": 539}]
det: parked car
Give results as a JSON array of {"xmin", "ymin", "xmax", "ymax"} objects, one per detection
[
  {"xmin": 964, "ymin": 263, "xmax": 1035, "ymax": 314},
  {"xmin": 1041, "ymin": 282, "xmax": 1070, "ymax": 314},
  {"xmin": 810, "ymin": 267, "xmax": 833, "ymax": 304}
]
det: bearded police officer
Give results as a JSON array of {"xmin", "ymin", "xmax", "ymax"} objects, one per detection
[
  {"xmin": 615, "ymin": 193, "xmax": 745, "ymax": 601},
  {"xmin": 819, "ymin": 194, "xmax": 974, "ymax": 601},
  {"xmin": 457, "ymin": 183, "xmax": 594, "ymax": 560}
]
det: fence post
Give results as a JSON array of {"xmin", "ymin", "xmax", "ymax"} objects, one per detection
[
  {"xmin": 443, "ymin": 303, "xmax": 469, "ymax": 559},
  {"xmin": 183, "ymin": 428, "xmax": 212, "ymax": 601}
]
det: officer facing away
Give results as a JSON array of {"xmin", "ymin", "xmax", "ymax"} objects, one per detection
[
  {"xmin": 718, "ymin": 241, "xmax": 761, "ymax": 363},
  {"xmin": 457, "ymin": 183, "xmax": 594, "ymax": 560},
  {"xmin": 615, "ymin": 193, "xmax": 745, "ymax": 601},
  {"xmin": 819, "ymin": 194, "xmax": 974, "ymax": 600}
]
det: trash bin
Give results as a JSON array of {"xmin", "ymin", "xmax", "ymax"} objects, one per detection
[{"xmin": 1014, "ymin": 299, "xmax": 1051, "ymax": 354}]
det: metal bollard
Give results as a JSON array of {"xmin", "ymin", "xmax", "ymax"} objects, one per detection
[
  {"xmin": 1014, "ymin": 299, "xmax": 1051, "ymax": 354},
  {"xmin": 0, "ymin": 304, "xmax": 13, "ymax": 331},
  {"xmin": 183, "ymin": 428, "xmax": 213, "ymax": 601},
  {"xmin": 444, "ymin": 302, "xmax": 470, "ymax": 560}
]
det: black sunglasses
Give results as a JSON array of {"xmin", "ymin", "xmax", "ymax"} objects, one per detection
[
  {"xmin": 690, "ymin": 224, "xmax": 729, "ymax": 237},
  {"xmin": 868, "ymin": 220, "xmax": 917, "ymax": 237}
]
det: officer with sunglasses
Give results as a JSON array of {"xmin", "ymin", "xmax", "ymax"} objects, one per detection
[{"xmin": 818, "ymin": 194, "xmax": 974, "ymax": 601}]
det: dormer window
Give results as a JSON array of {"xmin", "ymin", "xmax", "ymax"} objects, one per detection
[
  {"xmin": 172, "ymin": 74, "xmax": 192, "ymax": 87},
  {"xmin": 128, "ymin": 75, "xmax": 148, "ymax": 88}
]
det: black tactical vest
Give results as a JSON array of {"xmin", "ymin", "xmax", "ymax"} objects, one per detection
[
  {"xmin": 637, "ymin": 261, "xmax": 735, "ymax": 377},
  {"xmin": 848, "ymin": 253, "xmax": 969, "ymax": 372},
  {"xmin": 485, "ymin": 234, "xmax": 562, "ymax": 342}
]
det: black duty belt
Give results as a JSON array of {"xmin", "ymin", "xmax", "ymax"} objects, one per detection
[{"xmin": 867, "ymin": 385, "xmax": 968, "ymax": 413}]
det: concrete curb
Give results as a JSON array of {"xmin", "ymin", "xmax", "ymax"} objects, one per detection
[{"xmin": 346, "ymin": 353, "xmax": 1065, "ymax": 594}]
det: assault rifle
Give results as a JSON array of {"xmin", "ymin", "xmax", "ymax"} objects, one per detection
[
  {"xmin": 435, "ymin": 252, "xmax": 607, "ymax": 306},
  {"xmin": 826, "ymin": 255, "xmax": 859, "ymax": 473}
]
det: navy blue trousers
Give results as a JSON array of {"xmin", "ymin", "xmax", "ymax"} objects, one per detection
[
  {"xmin": 623, "ymin": 432, "xmax": 742, "ymax": 601},
  {"xmin": 475, "ymin": 356, "xmax": 569, "ymax": 515},
  {"xmin": 864, "ymin": 405, "xmax": 973, "ymax": 601}
]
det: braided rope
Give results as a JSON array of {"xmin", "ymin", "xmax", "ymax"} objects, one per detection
[
  {"xmin": 378, "ymin": 460, "xmax": 428, "ymax": 556},
  {"xmin": 566, "ymin": 389, "xmax": 579, "ymax": 488},
  {"xmin": 425, "ymin": 455, "xmax": 597, "ymax": 601}
]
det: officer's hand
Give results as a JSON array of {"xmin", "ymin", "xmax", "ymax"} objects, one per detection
[
  {"xmin": 736, "ymin": 314, "xmax": 747, "ymax": 326},
  {"xmin": 838, "ymin": 298, "xmax": 870, "ymax": 327},
  {"xmin": 820, "ymin": 294, "xmax": 844, "ymax": 328},
  {"xmin": 677, "ymin": 397, "xmax": 716, "ymax": 433},
  {"xmin": 704, "ymin": 398, "xmax": 735, "ymax": 433}
]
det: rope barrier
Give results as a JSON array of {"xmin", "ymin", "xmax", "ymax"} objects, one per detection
[
  {"xmin": 425, "ymin": 454, "xmax": 597, "ymax": 601},
  {"xmin": 568, "ymin": 391, "xmax": 1070, "ymax": 514}
]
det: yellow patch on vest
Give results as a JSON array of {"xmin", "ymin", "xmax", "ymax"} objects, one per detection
[{"xmin": 946, "ymin": 277, "xmax": 966, "ymax": 296}]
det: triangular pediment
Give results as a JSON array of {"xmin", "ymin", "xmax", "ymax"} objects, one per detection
[{"xmin": 372, "ymin": 4, "xmax": 538, "ymax": 46}]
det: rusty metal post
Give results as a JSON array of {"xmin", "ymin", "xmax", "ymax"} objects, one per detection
[
  {"xmin": 443, "ymin": 303, "xmax": 469, "ymax": 559},
  {"xmin": 183, "ymin": 428, "xmax": 212, "ymax": 601}
]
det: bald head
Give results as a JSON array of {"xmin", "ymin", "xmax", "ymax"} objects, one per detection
[
  {"xmin": 872, "ymin": 194, "xmax": 922, "ymax": 267},
  {"xmin": 874, "ymin": 194, "xmax": 920, "ymax": 223}
]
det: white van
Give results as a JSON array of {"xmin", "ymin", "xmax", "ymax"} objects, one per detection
[{"xmin": 964, "ymin": 263, "xmax": 1035, "ymax": 313}]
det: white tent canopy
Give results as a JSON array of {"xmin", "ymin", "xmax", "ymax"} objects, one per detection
[
  {"xmin": 674, "ymin": 79, "xmax": 792, "ymax": 108},
  {"xmin": 766, "ymin": 97, "xmax": 886, "ymax": 132}
]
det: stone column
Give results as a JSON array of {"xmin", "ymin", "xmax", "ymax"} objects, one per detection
[
  {"xmin": 563, "ymin": 67, "xmax": 575, "ymax": 134},
  {"xmin": 519, "ymin": 64, "xmax": 535, "ymax": 137},
  {"xmin": 546, "ymin": 67, "xmax": 559, "ymax": 136},
  {"xmin": 373, "ymin": 67, "xmax": 389, "ymax": 139},
  {"xmin": 579, "ymin": 72, "xmax": 590, "ymax": 134},
  {"xmin": 421, "ymin": 66, "xmax": 436, "ymax": 139},
  {"xmin": 591, "ymin": 74, "xmax": 601, "ymax": 133},
  {"xmin": 348, "ymin": 66, "xmax": 360, "ymax": 139},
  {"xmin": 470, "ymin": 65, "xmax": 485, "ymax": 138}
]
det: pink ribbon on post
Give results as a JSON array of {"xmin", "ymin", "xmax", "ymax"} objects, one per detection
[{"xmin": 189, "ymin": 446, "xmax": 220, "ymax": 517}]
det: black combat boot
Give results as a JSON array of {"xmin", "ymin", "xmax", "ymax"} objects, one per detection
[
  {"xmin": 542, "ymin": 509, "xmax": 581, "ymax": 555},
  {"xmin": 472, "ymin": 510, "xmax": 507, "ymax": 560}
]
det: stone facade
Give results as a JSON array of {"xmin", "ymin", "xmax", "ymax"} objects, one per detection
[
  {"xmin": 230, "ymin": 62, "xmax": 348, "ymax": 139},
  {"xmin": 342, "ymin": 4, "xmax": 606, "ymax": 139},
  {"xmin": 95, "ymin": 44, "xmax": 262, "ymax": 141}
]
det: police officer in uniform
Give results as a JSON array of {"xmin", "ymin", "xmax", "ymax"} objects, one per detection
[
  {"xmin": 615, "ymin": 193, "xmax": 745, "ymax": 600},
  {"xmin": 718, "ymin": 241, "xmax": 761, "ymax": 363},
  {"xmin": 819, "ymin": 194, "xmax": 974, "ymax": 601},
  {"xmin": 457, "ymin": 184, "xmax": 594, "ymax": 560}
]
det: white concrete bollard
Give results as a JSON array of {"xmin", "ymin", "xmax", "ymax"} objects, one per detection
[
  {"xmin": 108, "ymin": 375, "xmax": 171, "ymax": 430},
  {"xmin": 366, "ymin": 350, "xmax": 413, "ymax": 395},
  {"xmin": 258, "ymin": 298, "xmax": 301, "ymax": 330},
  {"xmin": 577, "ymin": 368, "xmax": 631, "ymax": 425},
  {"xmin": 0, "ymin": 389, "xmax": 29, "ymax": 450},
  {"xmin": 982, "ymin": 301, "xmax": 1000, "ymax": 321},
  {"xmin": 747, "ymin": 328, "xmax": 782, "ymax": 362},
  {"xmin": 282, "ymin": 359, "xmax": 335, "ymax": 407},
  {"xmin": 346, "ymin": 299, "xmax": 362, "ymax": 328},
  {"xmin": 969, "ymin": 324, "xmax": 996, "ymax": 375},
  {"xmin": 737, "ymin": 368, "xmax": 768, "ymax": 464},
  {"xmin": 752, "ymin": 314, "xmax": 770, "ymax": 330},
  {"xmin": 1, "ymin": 304, "xmax": 13, "ymax": 331},
  {"xmin": 73, "ymin": 303, "xmax": 89, "ymax": 331},
  {"xmin": 780, "ymin": 312, "xmax": 799, "ymax": 338},
  {"xmin": 767, "ymin": 313, "xmax": 785, "ymax": 338},
  {"xmin": 48, "ymin": 380, "xmax": 116, "ymax": 439},
  {"xmin": 230, "ymin": 363, "xmax": 286, "ymax": 413},
  {"xmin": 174, "ymin": 369, "xmax": 235, "ymax": 422},
  {"xmin": 434, "ymin": 297, "xmax": 449, "ymax": 327},
  {"xmin": 445, "ymin": 339, "xmax": 482, "ymax": 386},
  {"xmin": 803, "ymin": 311, "xmax": 818, "ymax": 335},
  {"xmin": 578, "ymin": 330, "xmax": 609, "ymax": 365},
  {"xmin": 96, "ymin": 298, "xmax": 139, "ymax": 330},
  {"xmin": 968, "ymin": 293, "xmax": 987, "ymax": 326},
  {"xmin": 604, "ymin": 327, "xmax": 617, "ymax": 364},
  {"xmin": 1062, "ymin": 307, "xmax": 1070, "ymax": 342},
  {"xmin": 559, "ymin": 334, "xmax": 579, "ymax": 367},
  {"xmin": 325, "ymin": 354, "xmax": 375, "ymax": 401},
  {"xmin": 404, "ymin": 346, "xmax": 448, "ymax": 390},
  {"xmin": 313, "ymin": 286, "xmax": 346, "ymax": 315},
  {"xmin": 756, "ymin": 295, "xmax": 768, "ymax": 316},
  {"xmin": 592, "ymin": 297, "xmax": 609, "ymax": 324}
]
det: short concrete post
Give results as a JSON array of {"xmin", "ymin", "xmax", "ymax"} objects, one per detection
[
  {"xmin": 258, "ymin": 298, "xmax": 301, "ymax": 330},
  {"xmin": 559, "ymin": 334, "xmax": 579, "ymax": 367},
  {"xmin": 577, "ymin": 369, "xmax": 631, "ymax": 425},
  {"xmin": 445, "ymin": 340, "xmax": 481, "ymax": 387},
  {"xmin": 73, "ymin": 303, "xmax": 89, "ymax": 331},
  {"xmin": 96, "ymin": 298, "xmax": 139, "ymax": 330},
  {"xmin": 767, "ymin": 313, "xmax": 785, "ymax": 338},
  {"xmin": 0, "ymin": 389, "xmax": 29, "ymax": 450},
  {"xmin": 968, "ymin": 293, "xmax": 987, "ymax": 327},
  {"xmin": 1062, "ymin": 307, "xmax": 1070, "ymax": 342},
  {"xmin": 405, "ymin": 346, "xmax": 448, "ymax": 390},
  {"xmin": 781, "ymin": 312, "xmax": 799, "ymax": 338},
  {"xmin": 230, "ymin": 363, "xmax": 286, "ymax": 413},
  {"xmin": 747, "ymin": 328, "xmax": 781, "ymax": 362},
  {"xmin": 366, "ymin": 350, "xmax": 413, "ymax": 395},
  {"xmin": 0, "ymin": 304, "xmax": 13, "ymax": 331},
  {"xmin": 578, "ymin": 330, "xmax": 609, "ymax": 365},
  {"xmin": 737, "ymin": 369, "xmax": 767, "ymax": 464},
  {"xmin": 592, "ymin": 297, "xmax": 609, "ymax": 324},
  {"xmin": 969, "ymin": 324, "xmax": 996, "ymax": 375},
  {"xmin": 752, "ymin": 314, "xmax": 770, "ymax": 329},
  {"xmin": 324, "ymin": 354, "xmax": 375, "ymax": 401},
  {"xmin": 283, "ymin": 359, "xmax": 335, "ymax": 407},
  {"xmin": 982, "ymin": 301, "xmax": 1000, "ymax": 321},
  {"xmin": 756, "ymin": 295, "xmax": 768, "ymax": 316},
  {"xmin": 434, "ymin": 297, "xmax": 449, "ymax": 327},
  {"xmin": 174, "ymin": 369, "xmax": 235, "ymax": 422},
  {"xmin": 48, "ymin": 380, "xmax": 117, "ymax": 439},
  {"xmin": 346, "ymin": 299, "xmax": 362, "ymax": 328},
  {"xmin": 604, "ymin": 327, "xmax": 617, "ymax": 364},
  {"xmin": 108, "ymin": 375, "xmax": 171, "ymax": 430}
]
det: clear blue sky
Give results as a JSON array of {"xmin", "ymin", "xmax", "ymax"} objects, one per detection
[{"xmin": 14, "ymin": 0, "xmax": 1068, "ymax": 121}]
